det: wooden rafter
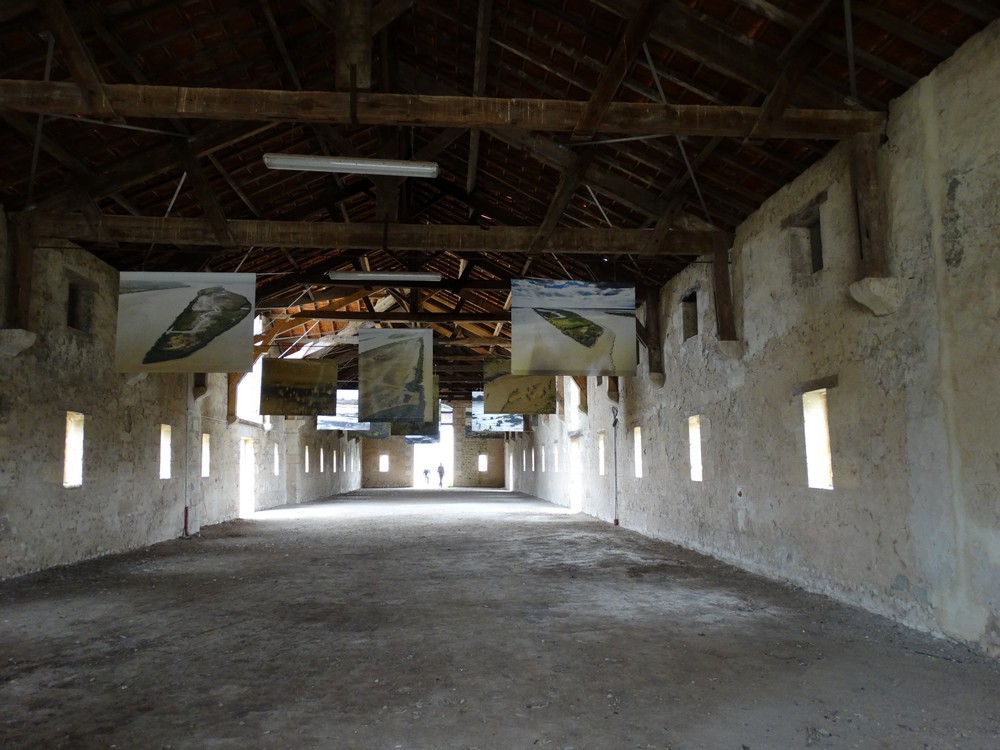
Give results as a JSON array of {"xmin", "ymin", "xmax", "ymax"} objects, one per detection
[
  {"xmin": 0, "ymin": 80, "xmax": 886, "ymax": 138},
  {"xmin": 25, "ymin": 213, "xmax": 732, "ymax": 256}
]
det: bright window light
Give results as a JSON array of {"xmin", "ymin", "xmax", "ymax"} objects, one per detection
[
  {"xmin": 540, "ymin": 445, "xmax": 546, "ymax": 472},
  {"xmin": 159, "ymin": 424, "xmax": 172, "ymax": 479},
  {"xmin": 478, "ymin": 454, "xmax": 488, "ymax": 472},
  {"xmin": 320, "ymin": 447, "xmax": 325, "ymax": 473},
  {"xmin": 522, "ymin": 449, "xmax": 526, "ymax": 472},
  {"xmin": 531, "ymin": 448, "xmax": 536, "ymax": 471},
  {"xmin": 333, "ymin": 449, "xmax": 338, "ymax": 473},
  {"xmin": 633, "ymin": 426, "xmax": 643, "ymax": 478},
  {"xmin": 63, "ymin": 411, "xmax": 85, "ymax": 488},
  {"xmin": 304, "ymin": 445, "xmax": 310, "ymax": 473},
  {"xmin": 598, "ymin": 432, "xmax": 606, "ymax": 476},
  {"xmin": 273, "ymin": 444, "xmax": 279, "ymax": 476},
  {"xmin": 379, "ymin": 454, "xmax": 389, "ymax": 472},
  {"xmin": 201, "ymin": 433, "xmax": 211, "ymax": 478},
  {"xmin": 803, "ymin": 389, "xmax": 834, "ymax": 489},
  {"xmin": 552, "ymin": 445, "xmax": 559, "ymax": 473},
  {"xmin": 688, "ymin": 415, "xmax": 703, "ymax": 482}
]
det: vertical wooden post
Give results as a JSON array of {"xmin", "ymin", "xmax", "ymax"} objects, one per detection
[
  {"xmin": 851, "ymin": 132, "xmax": 889, "ymax": 277},
  {"xmin": 713, "ymin": 245, "xmax": 737, "ymax": 341},
  {"xmin": 642, "ymin": 286, "xmax": 664, "ymax": 379},
  {"xmin": 7, "ymin": 216, "xmax": 34, "ymax": 330}
]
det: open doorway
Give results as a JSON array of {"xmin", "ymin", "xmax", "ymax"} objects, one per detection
[
  {"xmin": 568, "ymin": 436, "xmax": 583, "ymax": 512},
  {"xmin": 239, "ymin": 437, "xmax": 255, "ymax": 517},
  {"xmin": 412, "ymin": 424, "xmax": 455, "ymax": 488}
]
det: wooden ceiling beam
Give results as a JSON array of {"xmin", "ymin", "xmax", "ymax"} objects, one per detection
[
  {"xmin": 289, "ymin": 311, "xmax": 510, "ymax": 323},
  {"xmin": 0, "ymin": 80, "xmax": 885, "ymax": 139},
  {"xmin": 465, "ymin": 0, "xmax": 493, "ymax": 196},
  {"xmin": 26, "ymin": 213, "xmax": 731, "ymax": 256}
]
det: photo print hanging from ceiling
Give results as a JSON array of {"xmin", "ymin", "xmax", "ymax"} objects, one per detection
[
  {"xmin": 115, "ymin": 272, "xmax": 256, "ymax": 372},
  {"xmin": 471, "ymin": 390, "xmax": 523, "ymax": 432},
  {"xmin": 358, "ymin": 329, "xmax": 434, "ymax": 422},
  {"xmin": 483, "ymin": 356, "xmax": 557, "ymax": 414},
  {"xmin": 259, "ymin": 358, "xmax": 338, "ymax": 416},
  {"xmin": 511, "ymin": 279, "xmax": 636, "ymax": 376}
]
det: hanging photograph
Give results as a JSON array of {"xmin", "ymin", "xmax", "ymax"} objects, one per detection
[
  {"xmin": 116, "ymin": 272, "xmax": 256, "ymax": 372},
  {"xmin": 358, "ymin": 329, "xmax": 433, "ymax": 422},
  {"xmin": 464, "ymin": 408, "xmax": 506, "ymax": 439},
  {"xmin": 259, "ymin": 358, "xmax": 338, "ymax": 416},
  {"xmin": 317, "ymin": 389, "xmax": 370, "ymax": 431},
  {"xmin": 483, "ymin": 357, "xmax": 557, "ymax": 414},
  {"xmin": 470, "ymin": 391, "xmax": 523, "ymax": 433},
  {"xmin": 511, "ymin": 279, "xmax": 636, "ymax": 376}
]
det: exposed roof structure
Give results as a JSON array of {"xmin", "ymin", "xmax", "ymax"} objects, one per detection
[{"xmin": 1, "ymin": 0, "xmax": 995, "ymax": 398}]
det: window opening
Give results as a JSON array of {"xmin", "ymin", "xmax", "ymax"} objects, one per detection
[
  {"xmin": 159, "ymin": 424, "xmax": 172, "ymax": 479},
  {"xmin": 379, "ymin": 454, "xmax": 389, "ymax": 472},
  {"xmin": 682, "ymin": 291, "xmax": 698, "ymax": 340},
  {"xmin": 688, "ymin": 415, "xmax": 703, "ymax": 482},
  {"xmin": 598, "ymin": 432, "xmax": 606, "ymax": 476},
  {"xmin": 304, "ymin": 445, "xmax": 310, "ymax": 473},
  {"xmin": 633, "ymin": 426, "xmax": 643, "ymax": 478},
  {"xmin": 478, "ymin": 454, "xmax": 488, "ymax": 472},
  {"xmin": 63, "ymin": 412, "xmax": 85, "ymax": 488},
  {"xmin": 803, "ymin": 389, "xmax": 834, "ymax": 489},
  {"xmin": 201, "ymin": 433, "xmax": 211, "ymax": 478}
]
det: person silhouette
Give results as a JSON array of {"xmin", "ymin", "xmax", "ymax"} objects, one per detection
[
  {"xmin": 423, "ymin": 468, "xmax": 430, "ymax": 485},
  {"xmin": 437, "ymin": 463, "xmax": 445, "ymax": 487}
]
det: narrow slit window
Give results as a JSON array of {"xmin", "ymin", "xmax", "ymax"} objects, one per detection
[
  {"xmin": 522, "ymin": 449, "xmax": 526, "ymax": 472},
  {"xmin": 333, "ymin": 449, "xmax": 338, "ymax": 473},
  {"xmin": 688, "ymin": 415, "xmax": 703, "ymax": 482},
  {"xmin": 598, "ymin": 432, "xmax": 606, "ymax": 476},
  {"xmin": 63, "ymin": 411, "xmax": 85, "ymax": 488},
  {"xmin": 379, "ymin": 454, "xmax": 389, "ymax": 472},
  {"xmin": 633, "ymin": 426, "xmax": 643, "ymax": 478},
  {"xmin": 682, "ymin": 291, "xmax": 698, "ymax": 340},
  {"xmin": 478, "ymin": 454, "xmax": 488, "ymax": 472},
  {"xmin": 159, "ymin": 424, "xmax": 172, "ymax": 479},
  {"xmin": 320, "ymin": 447, "xmax": 325, "ymax": 473},
  {"xmin": 552, "ymin": 445, "xmax": 559, "ymax": 473},
  {"xmin": 803, "ymin": 389, "xmax": 834, "ymax": 489},
  {"xmin": 304, "ymin": 445, "xmax": 310, "ymax": 473},
  {"xmin": 273, "ymin": 444, "xmax": 279, "ymax": 476},
  {"xmin": 531, "ymin": 448, "xmax": 536, "ymax": 472},
  {"xmin": 540, "ymin": 445, "xmax": 545, "ymax": 472},
  {"xmin": 201, "ymin": 433, "xmax": 211, "ymax": 478}
]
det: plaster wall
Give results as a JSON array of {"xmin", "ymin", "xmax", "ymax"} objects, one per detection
[
  {"xmin": 0, "ymin": 239, "xmax": 359, "ymax": 579},
  {"xmin": 510, "ymin": 22, "xmax": 1000, "ymax": 655}
]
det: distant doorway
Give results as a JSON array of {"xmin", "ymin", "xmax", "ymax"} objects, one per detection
[
  {"xmin": 239, "ymin": 438, "xmax": 255, "ymax": 517},
  {"xmin": 412, "ymin": 425, "xmax": 455, "ymax": 488}
]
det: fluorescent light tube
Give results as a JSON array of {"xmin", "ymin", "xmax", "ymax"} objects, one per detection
[
  {"xmin": 263, "ymin": 154, "xmax": 439, "ymax": 178},
  {"xmin": 326, "ymin": 271, "xmax": 442, "ymax": 283}
]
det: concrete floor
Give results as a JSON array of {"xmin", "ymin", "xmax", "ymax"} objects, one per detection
[{"xmin": 2, "ymin": 489, "xmax": 998, "ymax": 750}]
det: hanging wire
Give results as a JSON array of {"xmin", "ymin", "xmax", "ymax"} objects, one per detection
[
  {"xmin": 843, "ymin": 0, "xmax": 859, "ymax": 102},
  {"xmin": 26, "ymin": 33, "xmax": 56, "ymax": 208},
  {"xmin": 141, "ymin": 171, "xmax": 187, "ymax": 270},
  {"xmin": 585, "ymin": 184, "xmax": 614, "ymax": 228},
  {"xmin": 234, "ymin": 246, "xmax": 256, "ymax": 272},
  {"xmin": 45, "ymin": 114, "xmax": 191, "ymax": 138},
  {"xmin": 642, "ymin": 44, "xmax": 714, "ymax": 226}
]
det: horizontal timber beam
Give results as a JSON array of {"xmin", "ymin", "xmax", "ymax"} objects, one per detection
[
  {"xmin": 0, "ymin": 80, "xmax": 885, "ymax": 139},
  {"xmin": 26, "ymin": 213, "xmax": 730, "ymax": 256},
  {"xmin": 289, "ymin": 311, "xmax": 510, "ymax": 323}
]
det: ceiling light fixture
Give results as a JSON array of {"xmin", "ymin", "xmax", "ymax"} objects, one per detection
[
  {"xmin": 263, "ymin": 153, "xmax": 440, "ymax": 178},
  {"xmin": 326, "ymin": 271, "xmax": 443, "ymax": 283}
]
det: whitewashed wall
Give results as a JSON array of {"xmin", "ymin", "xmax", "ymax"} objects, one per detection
[{"xmin": 511, "ymin": 21, "xmax": 1000, "ymax": 656}]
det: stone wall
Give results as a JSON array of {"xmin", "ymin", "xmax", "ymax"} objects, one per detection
[
  {"xmin": 452, "ymin": 402, "xmax": 505, "ymax": 488},
  {"xmin": 0, "ymin": 235, "xmax": 360, "ymax": 579},
  {"xmin": 361, "ymin": 435, "xmax": 413, "ymax": 487},
  {"xmin": 511, "ymin": 22, "xmax": 1000, "ymax": 656}
]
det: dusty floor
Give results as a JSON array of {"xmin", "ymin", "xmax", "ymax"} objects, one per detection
[{"xmin": 1, "ymin": 489, "xmax": 998, "ymax": 750}]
